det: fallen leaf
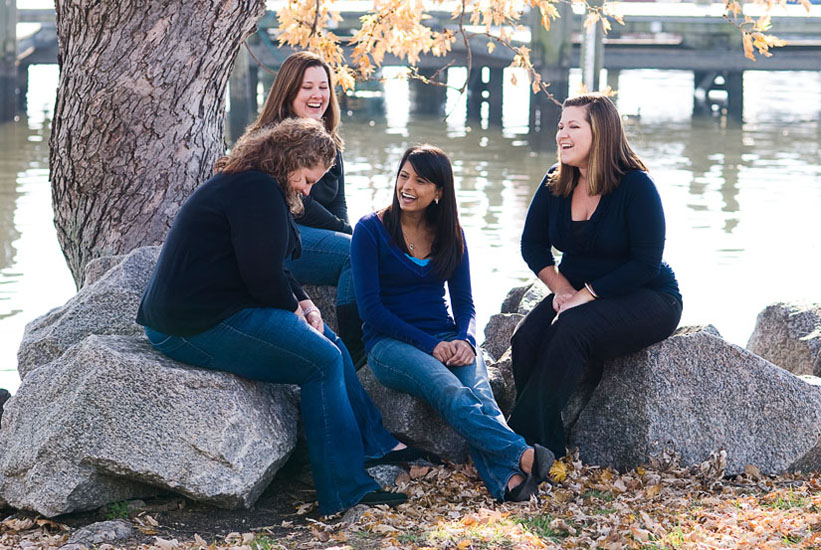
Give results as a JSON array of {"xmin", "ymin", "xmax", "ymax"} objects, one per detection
[
  {"xmin": 310, "ymin": 525, "xmax": 329, "ymax": 542},
  {"xmin": 152, "ymin": 537, "xmax": 179, "ymax": 550},
  {"xmin": 550, "ymin": 460, "xmax": 569, "ymax": 483},
  {"xmin": 410, "ymin": 465, "xmax": 431, "ymax": 479}
]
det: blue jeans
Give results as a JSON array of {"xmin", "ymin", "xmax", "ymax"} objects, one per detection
[
  {"xmin": 144, "ymin": 308, "xmax": 398, "ymax": 515},
  {"xmin": 285, "ymin": 224, "xmax": 354, "ymax": 306},
  {"xmin": 367, "ymin": 333, "xmax": 529, "ymax": 500}
]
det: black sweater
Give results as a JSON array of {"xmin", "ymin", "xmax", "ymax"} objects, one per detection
[
  {"xmin": 137, "ymin": 170, "xmax": 308, "ymax": 336},
  {"xmin": 293, "ymin": 151, "xmax": 352, "ymax": 234},
  {"xmin": 521, "ymin": 169, "xmax": 681, "ymax": 302}
]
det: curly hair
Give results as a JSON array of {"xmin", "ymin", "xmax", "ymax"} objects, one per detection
[{"xmin": 214, "ymin": 118, "xmax": 336, "ymax": 214}]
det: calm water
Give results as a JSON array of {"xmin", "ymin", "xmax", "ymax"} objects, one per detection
[{"xmin": 1, "ymin": 65, "xmax": 819, "ymax": 394}]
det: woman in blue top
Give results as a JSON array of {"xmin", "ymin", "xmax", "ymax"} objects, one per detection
[
  {"xmin": 351, "ymin": 145, "xmax": 554, "ymax": 502},
  {"xmin": 137, "ymin": 119, "xmax": 408, "ymax": 516},
  {"xmin": 245, "ymin": 51, "xmax": 366, "ymax": 367},
  {"xmin": 508, "ymin": 94, "xmax": 683, "ymax": 458}
]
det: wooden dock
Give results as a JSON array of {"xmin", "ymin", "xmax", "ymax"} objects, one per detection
[{"xmin": 7, "ymin": 4, "xmax": 821, "ymax": 125}]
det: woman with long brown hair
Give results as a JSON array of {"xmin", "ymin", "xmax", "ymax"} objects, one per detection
[
  {"xmin": 352, "ymin": 145, "xmax": 554, "ymax": 502},
  {"xmin": 246, "ymin": 51, "xmax": 367, "ymax": 366},
  {"xmin": 137, "ymin": 118, "xmax": 407, "ymax": 515},
  {"xmin": 508, "ymin": 93, "xmax": 683, "ymax": 458}
]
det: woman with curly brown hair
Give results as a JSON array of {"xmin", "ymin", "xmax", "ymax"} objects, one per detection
[
  {"xmin": 137, "ymin": 118, "xmax": 407, "ymax": 515},
  {"xmin": 246, "ymin": 51, "xmax": 367, "ymax": 367}
]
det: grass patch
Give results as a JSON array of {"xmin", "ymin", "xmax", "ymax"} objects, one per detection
[
  {"xmin": 252, "ymin": 536, "xmax": 285, "ymax": 550},
  {"xmin": 767, "ymin": 489, "xmax": 809, "ymax": 510},
  {"xmin": 105, "ymin": 500, "xmax": 130, "ymax": 520},
  {"xmin": 514, "ymin": 514, "xmax": 572, "ymax": 541}
]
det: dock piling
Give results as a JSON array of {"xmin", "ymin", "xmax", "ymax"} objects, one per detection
[{"xmin": 1, "ymin": 0, "xmax": 17, "ymax": 122}]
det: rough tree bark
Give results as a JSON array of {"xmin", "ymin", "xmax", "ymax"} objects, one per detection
[{"xmin": 49, "ymin": 0, "xmax": 266, "ymax": 287}]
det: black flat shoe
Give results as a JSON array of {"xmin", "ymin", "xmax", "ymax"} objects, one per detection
[
  {"xmin": 358, "ymin": 490, "xmax": 408, "ymax": 507},
  {"xmin": 531, "ymin": 444, "xmax": 555, "ymax": 482},
  {"xmin": 504, "ymin": 476, "xmax": 537, "ymax": 502},
  {"xmin": 504, "ymin": 444, "xmax": 556, "ymax": 502},
  {"xmin": 365, "ymin": 447, "xmax": 442, "ymax": 467}
]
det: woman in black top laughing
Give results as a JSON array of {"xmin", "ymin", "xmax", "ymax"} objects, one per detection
[
  {"xmin": 137, "ymin": 118, "xmax": 407, "ymax": 516},
  {"xmin": 508, "ymin": 94, "xmax": 682, "ymax": 458}
]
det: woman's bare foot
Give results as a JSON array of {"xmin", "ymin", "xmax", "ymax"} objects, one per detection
[
  {"xmin": 519, "ymin": 447, "xmax": 534, "ymax": 475},
  {"xmin": 507, "ymin": 473, "xmax": 526, "ymax": 491}
]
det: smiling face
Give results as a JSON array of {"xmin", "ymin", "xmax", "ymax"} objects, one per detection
[
  {"xmin": 556, "ymin": 105, "xmax": 593, "ymax": 169},
  {"xmin": 291, "ymin": 65, "xmax": 331, "ymax": 121},
  {"xmin": 395, "ymin": 160, "xmax": 442, "ymax": 214},
  {"xmin": 289, "ymin": 163, "xmax": 329, "ymax": 197}
]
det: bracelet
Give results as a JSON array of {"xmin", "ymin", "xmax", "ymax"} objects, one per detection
[
  {"xmin": 584, "ymin": 282, "xmax": 599, "ymax": 299},
  {"xmin": 303, "ymin": 306, "xmax": 320, "ymax": 317}
]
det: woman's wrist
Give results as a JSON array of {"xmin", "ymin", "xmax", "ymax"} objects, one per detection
[{"xmin": 583, "ymin": 282, "xmax": 599, "ymax": 299}]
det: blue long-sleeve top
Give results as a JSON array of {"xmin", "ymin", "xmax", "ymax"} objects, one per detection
[
  {"xmin": 137, "ymin": 170, "xmax": 308, "ymax": 336},
  {"xmin": 351, "ymin": 212, "xmax": 477, "ymax": 354},
  {"xmin": 521, "ymin": 169, "xmax": 681, "ymax": 302}
]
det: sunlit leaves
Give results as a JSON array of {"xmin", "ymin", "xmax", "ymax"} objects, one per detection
[
  {"xmin": 273, "ymin": 0, "xmax": 795, "ymax": 100},
  {"xmin": 723, "ymin": 0, "xmax": 792, "ymax": 59}
]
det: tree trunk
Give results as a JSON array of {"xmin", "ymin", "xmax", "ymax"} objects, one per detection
[{"xmin": 50, "ymin": 0, "xmax": 266, "ymax": 287}]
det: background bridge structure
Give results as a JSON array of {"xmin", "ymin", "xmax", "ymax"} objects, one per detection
[{"xmin": 3, "ymin": 3, "xmax": 819, "ymax": 135}]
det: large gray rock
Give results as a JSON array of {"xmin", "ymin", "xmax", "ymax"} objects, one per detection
[
  {"xmin": 747, "ymin": 302, "xmax": 821, "ymax": 377},
  {"xmin": 487, "ymin": 350, "xmax": 516, "ymax": 417},
  {"xmin": 517, "ymin": 282, "xmax": 548, "ymax": 315},
  {"xmin": 358, "ymin": 365, "xmax": 469, "ymax": 462},
  {"xmin": 0, "ymin": 334, "xmax": 298, "ymax": 517},
  {"xmin": 17, "ymin": 246, "xmax": 161, "ymax": 379},
  {"xmin": 568, "ymin": 327, "xmax": 821, "ymax": 475},
  {"xmin": 0, "ymin": 388, "xmax": 9, "ymax": 420},
  {"xmin": 482, "ymin": 313, "xmax": 523, "ymax": 361},
  {"xmin": 500, "ymin": 285, "xmax": 530, "ymax": 314}
]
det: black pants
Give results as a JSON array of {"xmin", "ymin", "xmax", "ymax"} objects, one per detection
[{"xmin": 507, "ymin": 288, "xmax": 682, "ymax": 458}]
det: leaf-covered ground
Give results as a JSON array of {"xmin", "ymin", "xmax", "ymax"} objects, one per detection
[{"xmin": 2, "ymin": 450, "xmax": 820, "ymax": 550}]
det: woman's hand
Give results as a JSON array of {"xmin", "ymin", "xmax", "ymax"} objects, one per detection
[
  {"xmin": 445, "ymin": 340, "xmax": 475, "ymax": 367},
  {"xmin": 554, "ymin": 287, "xmax": 596, "ymax": 321},
  {"xmin": 432, "ymin": 341, "xmax": 454, "ymax": 364},
  {"xmin": 537, "ymin": 266, "xmax": 577, "ymax": 312},
  {"xmin": 298, "ymin": 299, "xmax": 323, "ymax": 331},
  {"xmin": 552, "ymin": 289, "xmax": 576, "ymax": 312}
]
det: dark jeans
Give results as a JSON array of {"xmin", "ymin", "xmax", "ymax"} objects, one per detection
[
  {"xmin": 144, "ymin": 307, "xmax": 398, "ymax": 516},
  {"xmin": 507, "ymin": 288, "xmax": 682, "ymax": 458}
]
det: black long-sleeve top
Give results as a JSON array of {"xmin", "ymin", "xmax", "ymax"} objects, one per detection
[
  {"xmin": 293, "ymin": 150, "xmax": 352, "ymax": 234},
  {"xmin": 521, "ymin": 169, "xmax": 681, "ymax": 302},
  {"xmin": 136, "ymin": 170, "xmax": 308, "ymax": 336}
]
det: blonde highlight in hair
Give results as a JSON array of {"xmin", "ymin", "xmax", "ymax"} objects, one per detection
[
  {"xmin": 215, "ymin": 118, "xmax": 336, "ymax": 214},
  {"xmin": 247, "ymin": 51, "xmax": 342, "ymax": 150},
  {"xmin": 549, "ymin": 93, "xmax": 647, "ymax": 197}
]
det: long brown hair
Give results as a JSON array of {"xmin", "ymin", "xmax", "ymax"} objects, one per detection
[
  {"xmin": 382, "ymin": 145, "xmax": 464, "ymax": 280},
  {"xmin": 549, "ymin": 93, "xmax": 647, "ymax": 197},
  {"xmin": 215, "ymin": 118, "xmax": 336, "ymax": 214},
  {"xmin": 247, "ymin": 51, "xmax": 342, "ymax": 149}
]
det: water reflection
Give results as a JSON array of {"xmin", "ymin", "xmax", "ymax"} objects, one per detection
[{"xmin": 0, "ymin": 66, "xmax": 819, "ymax": 395}]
